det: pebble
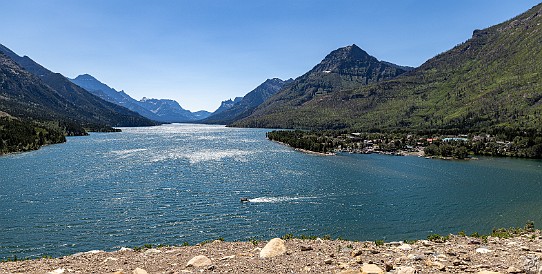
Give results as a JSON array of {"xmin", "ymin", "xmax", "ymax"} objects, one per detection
[
  {"xmin": 476, "ymin": 247, "xmax": 492, "ymax": 254},
  {"xmin": 144, "ymin": 248, "xmax": 161, "ymax": 255},
  {"xmin": 300, "ymin": 245, "xmax": 313, "ymax": 251},
  {"xmin": 506, "ymin": 266, "xmax": 522, "ymax": 273},
  {"xmin": 397, "ymin": 244, "xmax": 412, "ymax": 251},
  {"xmin": 396, "ymin": 266, "xmax": 416, "ymax": 274},
  {"xmin": 219, "ymin": 255, "xmax": 235, "ymax": 260},
  {"xmin": 352, "ymin": 249, "xmax": 364, "ymax": 257}
]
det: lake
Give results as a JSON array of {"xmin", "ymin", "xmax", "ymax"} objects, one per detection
[{"xmin": 1, "ymin": 124, "xmax": 542, "ymax": 259}]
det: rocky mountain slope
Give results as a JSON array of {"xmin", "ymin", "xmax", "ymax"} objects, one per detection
[
  {"xmin": 234, "ymin": 3, "xmax": 542, "ymax": 134},
  {"xmin": 202, "ymin": 78, "xmax": 292, "ymax": 124},
  {"xmin": 70, "ymin": 74, "xmax": 211, "ymax": 123}
]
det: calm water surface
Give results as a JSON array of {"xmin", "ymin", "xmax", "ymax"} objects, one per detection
[{"xmin": 1, "ymin": 124, "xmax": 542, "ymax": 259}]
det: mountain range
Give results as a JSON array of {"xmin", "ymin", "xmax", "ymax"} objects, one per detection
[
  {"xmin": 70, "ymin": 74, "xmax": 210, "ymax": 123},
  {"xmin": 3, "ymin": 3, "xmax": 542, "ymax": 154},
  {"xmin": 0, "ymin": 45, "xmax": 155, "ymax": 130},
  {"xmin": 201, "ymin": 78, "xmax": 292, "ymax": 124},
  {"xmin": 233, "ymin": 3, "xmax": 542, "ymax": 134}
]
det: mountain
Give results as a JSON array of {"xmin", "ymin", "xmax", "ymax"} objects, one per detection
[
  {"xmin": 70, "ymin": 74, "xmax": 210, "ymax": 123},
  {"xmin": 202, "ymin": 78, "xmax": 292, "ymax": 124},
  {"xmin": 0, "ymin": 44, "xmax": 155, "ymax": 129},
  {"xmin": 211, "ymin": 97, "xmax": 243, "ymax": 115},
  {"xmin": 232, "ymin": 44, "xmax": 413, "ymax": 129},
  {"xmin": 138, "ymin": 97, "xmax": 211, "ymax": 122},
  {"xmin": 234, "ymin": 3, "xmax": 542, "ymax": 134}
]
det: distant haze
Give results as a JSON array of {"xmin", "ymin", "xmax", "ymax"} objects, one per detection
[{"xmin": 0, "ymin": 1, "xmax": 539, "ymax": 111}]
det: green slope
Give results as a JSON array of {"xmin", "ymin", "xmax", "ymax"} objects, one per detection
[{"xmin": 234, "ymin": 3, "xmax": 542, "ymax": 134}]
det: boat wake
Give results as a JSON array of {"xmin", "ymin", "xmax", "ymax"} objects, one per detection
[{"xmin": 248, "ymin": 196, "xmax": 317, "ymax": 203}]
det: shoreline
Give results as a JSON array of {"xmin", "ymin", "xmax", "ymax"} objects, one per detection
[{"xmin": 2, "ymin": 231, "xmax": 541, "ymax": 273}]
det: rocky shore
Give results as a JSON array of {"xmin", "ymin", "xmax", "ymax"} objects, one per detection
[{"xmin": 2, "ymin": 231, "xmax": 542, "ymax": 274}]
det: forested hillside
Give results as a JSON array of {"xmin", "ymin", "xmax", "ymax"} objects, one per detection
[{"xmin": 234, "ymin": 4, "xmax": 542, "ymax": 136}]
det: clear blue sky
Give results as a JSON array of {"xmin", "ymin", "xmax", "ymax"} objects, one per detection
[{"xmin": 1, "ymin": 1, "xmax": 540, "ymax": 112}]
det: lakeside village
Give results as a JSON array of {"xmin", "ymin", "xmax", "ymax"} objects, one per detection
[{"xmin": 266, "ymin": 130, "xmax": 542, "ymax": 159}]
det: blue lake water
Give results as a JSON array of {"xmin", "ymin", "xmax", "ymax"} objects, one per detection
[{"xmin": 1, "ymin": 124, "xmax": 542, "ymax": 259}]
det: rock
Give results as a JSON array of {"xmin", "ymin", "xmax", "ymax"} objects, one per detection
[
  {"xmin": 352, "ymin": 249, "xmax": 364, "ymax": 257},
  {"xmin": 144, "ymin": 248, "xmax": 161, "ymax": 255},
  {"xmin": 396, "ymin": 266, "xmax": 416, "ymax": 274},
  {"xmin": 407, "ymin": 254, "xmax": 424, "ymax": 261},
  {"xmin": 507, "ymin": 266, "xmax": 522, "ymax": 273},
  {"xmin": 259, "ymin": 238, "xmax": 287, "ymax": 258},
  {"xmin": 219, "ymin": 255, "xmax": 235, "ymax": 260},
  {"xmin": 384, "ymin": 262, "xmax": 393, "ymax": 272},
  {"xmin": 420, "ymin": 240, "xmax": 432, "ymax": 247},
  {"xmin": 386, "ymin": 241, "xmax": 402, "ymax": 246},
  {"xmin": 353, "ymin": 256, "xmax": 363, "ymax": 264},
  {"xmin": 103, "ymin": 257, "xmax": 118, "ymax": 263},
  {"xmin": 521, "ymin": 246, "xmax": 531, "ymax": 251},
  {"xmin": 339, "ymin": 270, "xmax": 359, "ymax": 274},
  {"xmin": 477, "ymin": 271, "xmax": 501, "ymax": 274},
  {"xmin": 300, "ymin": 245, "xmax": 313, "ymax": 251},
  {"xmin": 476, "ymin": 247, "xmax": 492, "ymax": 254},
  {"xmin": 523, "ymin": 255, "xmax": 541, "ymax": 273},
  {"xmin": 47, "ymin": 269, "xmax": 65, "ymax": 274},
  {"xmin": 324, "ymin": 258, "xmax": 333, "ymax": 265},
  {"xmin": 361, "ymin": 263, "xmax": 384, "ymax": 274},
  {"xmin": 186, "ymin": 255, "xmax": 212, "ymax": 267},
  {"xmin": 111, "ymin": 271, "xmax": 125, "ymax": 274},
  {"xmin": 118, "ymin": 247, "xmax": 133, "ymax": 252},
  {"xmin": 397, "ymin": 244, "xmax": 412, "ymax": 251},
  {"xmin": 432, "ymin": 261, "xmax": 446, "ymax": 271},
  {"xmin": 132, "ymin": 268, "xmax": 148, "ymax": 274}
]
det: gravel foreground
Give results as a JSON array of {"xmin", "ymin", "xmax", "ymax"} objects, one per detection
[{"xmin": 2, "ymin": 231, "xmax": 542, "ymax": 274}]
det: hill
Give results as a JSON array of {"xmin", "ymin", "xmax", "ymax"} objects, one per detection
[{"xmin": 202, "ymin": 78, "xmax": 291, "ymax": 124}]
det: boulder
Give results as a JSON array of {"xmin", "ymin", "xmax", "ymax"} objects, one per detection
[
  {"xmin": 186, "ymin": 255, "xmax": 212, "ymax": 267},
  {"xmin": 361, "ymin": 263, "xmax": 384, "ymax": 274},
  {"xmin": 132, "ymin": 268, "xmax": 148, "ymax": 274},
  {"xmin": 259, "ymin": 238, "xmax": 287, "ymax": 258}
]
